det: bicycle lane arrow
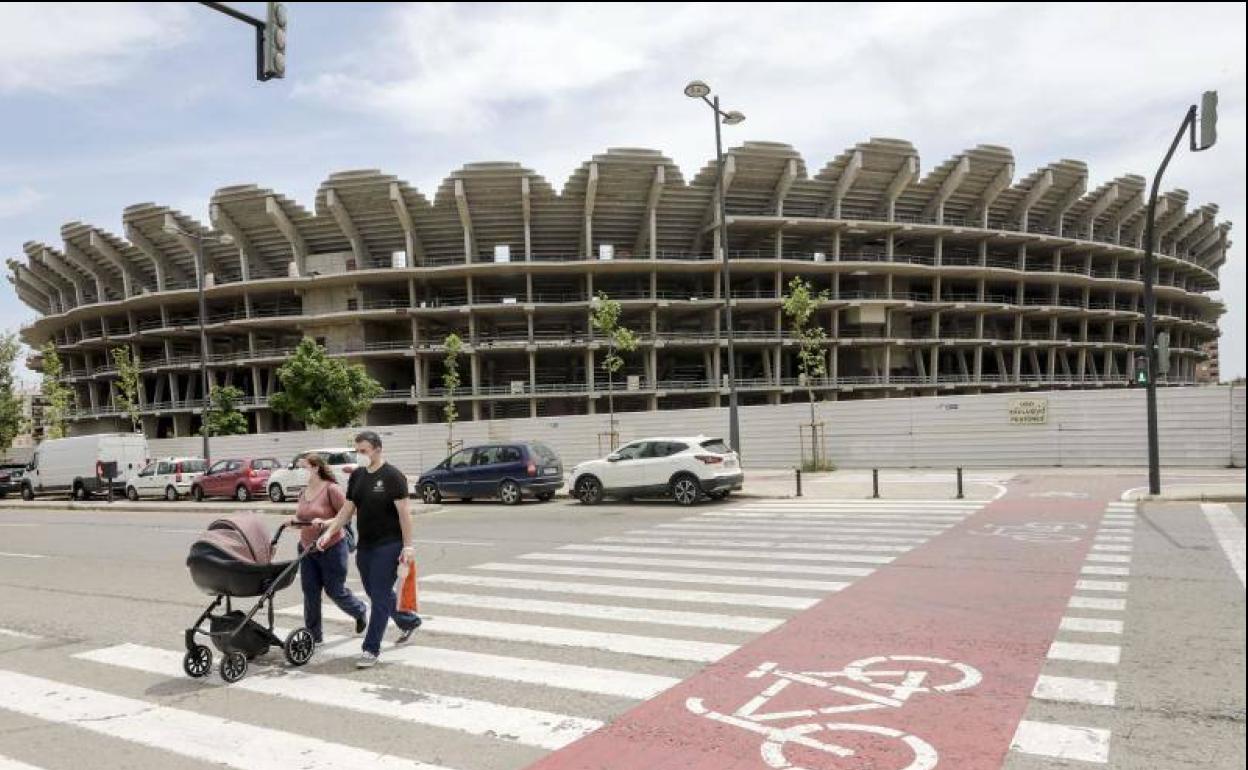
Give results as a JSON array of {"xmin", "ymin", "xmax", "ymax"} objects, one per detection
[{"xmin": 523, "ymin": 476, "xmax": 1124, "ymax": 770}]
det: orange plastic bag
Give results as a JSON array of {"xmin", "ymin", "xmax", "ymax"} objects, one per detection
[{"xmin": 396, "ymin": 559, "xmax": 419, "ymax": 614}]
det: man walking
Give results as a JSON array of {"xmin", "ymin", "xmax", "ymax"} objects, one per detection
[{"xmin": 317, "ymin": 430, "xmax": 421, "ymax": 668}]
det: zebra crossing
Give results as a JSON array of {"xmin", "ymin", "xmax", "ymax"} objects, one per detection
[{"xmin": 0, "ymin": 497, "xmax": 984, "ymax": 770}]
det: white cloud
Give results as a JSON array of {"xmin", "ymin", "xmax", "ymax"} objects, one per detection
[
  {"xmin": 0, "ymin": 3, "xmax": 192, "ymax": 93},
  {"xmin": 0, "ymin": 187, "xmax": 45, "ymax": 219}
]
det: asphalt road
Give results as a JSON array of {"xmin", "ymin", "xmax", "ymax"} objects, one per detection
[{"xmin": 0, "ymin": 478, "xmax": 1243, "ymax": 770}]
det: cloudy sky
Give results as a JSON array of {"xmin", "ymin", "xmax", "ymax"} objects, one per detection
[{"xmin": 1, "ymin": 2, "xmax": 1244, "ymax": 381}]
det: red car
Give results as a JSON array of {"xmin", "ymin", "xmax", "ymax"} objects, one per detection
[{"xmin": 191, "ymin": 457, "xmax": 282, "ymax": 502}]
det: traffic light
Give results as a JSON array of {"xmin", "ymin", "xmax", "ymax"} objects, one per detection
[
  {"xmin": 1134, "ymin": 355, "xmax": 1149, "ymax": 386},
  {"xmin": 263, "ymin": 2, "xmax": 287, "ymax": 80}
]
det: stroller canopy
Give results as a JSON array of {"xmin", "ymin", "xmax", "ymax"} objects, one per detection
[{"xmin": 194, "ymin": 514, "xmax": 274, "ymax": 566}]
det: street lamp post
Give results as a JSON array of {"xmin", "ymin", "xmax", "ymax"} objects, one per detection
[
  {"xmin": 685, "ymin": 80, "xmax": 746, "ymax": 455},
  {"xmin": 1142, "ymin": 91, "xmax": 1218, "ymax": 496}
]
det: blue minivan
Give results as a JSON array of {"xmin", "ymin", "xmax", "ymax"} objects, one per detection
[{"xmin": 417, "ymin": 441, "xmax": 563, "ymax": 505}]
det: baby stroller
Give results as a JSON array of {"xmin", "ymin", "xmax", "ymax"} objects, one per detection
[{"xmin": 183, "ymin": 513, "xmax": 316, "ymax": 683}]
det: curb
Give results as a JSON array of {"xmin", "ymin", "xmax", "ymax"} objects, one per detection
[
  {"xmin": 1140, "ymin": 493, "xmax": 1247, "ymax": 504},
  {"xmin": 0, "ymin": 500, "xmax": 445, "ymax": 516}
]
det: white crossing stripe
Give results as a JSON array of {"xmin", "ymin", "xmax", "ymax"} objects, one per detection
[
  {"xmin": 652, "ymin": 525, "xmax": 928, "ymax": 543},
  {"xmin": 276, "ymin": 606, "xmax": 735, "ymax": 662},
  {"xmin": 1069, "ymin": 596, "xmax": 1126, "ymax": 611},
  {"xmin": 1032, "ymin": 674, "xmax": 1118, "ymax": 706},
  {"xmin": 700, "ymin": 513, "xmax": 961, "ymax": 525},
  {"xmin": 1011, "ymin": 720, "xmax": 1111, "ymax": 763},
  {"xmin": 727, "ymin": 510, "xmax": 969, "ymax": 520},
  {"xmin": 0, "ymin": 628, "xmax": 39, "ymax": 640},
  {"xmin": 474, "ymin": 563, "xmax": 849, "ymax": 592},
  {"xmin": 1048, "ymin": 641, "xmax": 1121, "ymax": 664},
  {"xmin": 738, "ymin": 501, "xmax": 980, "ymax": 509},
  {"xmin": 423, "ymin": 573, "xmax": 818, "ymax": 610},
  {"xmin": 1060, "ymin": 617, "xmax": 1124, "ymax": 634},
  {"xmin": 675, "ymin": 522, "xmax": 947, "ymax": 536},
  {"xmin": 1085, "ymin": 554, "xmax": 1131, "ymax": 563},
  {"xmin": 1094, "ymin": 535, "xmax": 1134, "ymax": 543},
  {"xmin": 76, "ymin": 644, "xmax": 598, "ymax": 750},
  {"xmin": 0, "ymin": 755, "xmax": 44, "ymax": 770},
  {"xmin": 561, "ymin": 543, "xmax": 894, "ymax": 565},
  {"xmin": 1082, "ymin": 565, "xmax": 1130, "ymax": 577},
  {"xmin": 519, "ymin": 552, "xmax": 875, "ymax": 577},
  {"xmin": 419, "ymin": 591, "xmax": 780, "ymax": 633},
  {"xmin": 600, "ymin": 536, "xmax": 912, "ymax": 553},
  {"xmin": 1076, "ymin": 580, "xmax": 1129, "ymax": 593},
  {"xmin": 1092, "ymin": 544, "xmax": 1133, "ymax": 552},
  {"xmin": 1099, "ymin": 526, "xmax": 1135, "ymax": 533},
  {"xmin": 0, "ymin": 552, "xmax": 44, "ymax": 559},
  {"xmin": 0, "ymin": 670, "xmax": 458, "ymax": 770},
  {"xmin": 1201, "ymin": 503, "xmax": 1246, "ymax": 587}
]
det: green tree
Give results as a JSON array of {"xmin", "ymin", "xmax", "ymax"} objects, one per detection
[
  {"xmin": 0, "ymin": 334, "xmax": 27, "ymax": 457},
  {"xmin": 201, "ymin": 385, "xmax": 249, "ymax": 436},
  {"xmin": 39, "ymin": 342, "xmax": 73, "ymax": 440},
  {"xmin": 783, "ymin": 277, "xmax": 832, "ymax": 469},
  {"xmin": 110, "ymin": 346, "xmax": 142, "ymax": 433},
  {"xmin": 442, "ymin": 333, "xmax": 463, "ymax": 453},
  {"xmin": 269, "ymin": 338, "xmax": 382, "ymax": 429},
  {"xmin": 589, "ymin": 291, "xmax": 639, "ymax": 448}
]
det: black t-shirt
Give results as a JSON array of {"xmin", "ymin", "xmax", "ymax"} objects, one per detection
[{"xmin": 346, "ymin": 463, "xmax": 408, "ymax": 548}]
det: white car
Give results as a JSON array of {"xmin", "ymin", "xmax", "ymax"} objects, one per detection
[
  {"xmin": 266, "ymin": 448, "xmax": 361, "ymax": 502},
  {"xmin": 125, "ymin": 457, "xmax": 207, "ymax": 501},
  {"xmin": 570, "ymin": 435, "xmax": 743, "ymax": 506}
]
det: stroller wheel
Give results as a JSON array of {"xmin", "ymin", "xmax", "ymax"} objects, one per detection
[
  {"xmin": 219, "ymin": 651, "xmax": 248, "ymax": 683},
  {"xmin": 182, "ymin": 645, "xmax": 212, "ymax": 678},
  {"xmin": 284, "ymin": 628, "xmax": 315, "ymax": 667}
]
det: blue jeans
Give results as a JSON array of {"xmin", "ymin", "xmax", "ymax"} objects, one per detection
[
  {"xmin": 356, "ymin": 540, "xmax": 421, "ymax": 655},
  {"xmin": 298, "ymin": 539, "xmax": 367, "ymax": 643}
]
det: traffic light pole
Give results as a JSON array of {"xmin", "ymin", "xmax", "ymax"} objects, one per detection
[{"xmin": 198, "ymin": 2, "xmax": 284, "ymax": 81}]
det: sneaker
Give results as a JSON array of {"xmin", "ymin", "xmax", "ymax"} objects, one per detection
[
  {"xmin": 354, "ymin": 613, "xmax": 367, "ymax": 635},
  {"xmin": 355, "ymin": 651, "xmax": 379, "ymax": 669},
  {"xmin": 395, "ymin": 617, "xmax": 421, "ymax": 645}
]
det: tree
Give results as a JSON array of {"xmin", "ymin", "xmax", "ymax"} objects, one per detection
[
  {"xmin": 201, "ymin": 385, "xmax": 249, "ymax": 436},
  {"xmin": 782, "ymin": 277, "xmax": 832, "ymax": 469},
  {"xmin": 269, "ymin": 338, "xmax": 382, "ymax": 429},
  {"xmin": 442, "ymin": 333, "xmax": 463, "ymax": 453},
  {"xmin": 39, "ymin": 342, "xmax": 73, "ymax": 440},
  {"xmin": 110, "ymin": 346, "xmax": 142, "ymax": 433},
  {"xmin": 0, "ymin": 334, "xmax": 27, "ymax": 457},
  {"xmin": 589, "ymin": 291, "xmax": 639, "ymax": 449}
]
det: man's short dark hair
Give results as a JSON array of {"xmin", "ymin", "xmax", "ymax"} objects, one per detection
[{"xmin": 354, "ymin": 430, "xmax": 382, "ymax": 449}]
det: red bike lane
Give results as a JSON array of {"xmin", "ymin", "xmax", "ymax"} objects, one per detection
[{"xmin": 525, "ymin": 476, "xmax": 1124, "ymax": 770}]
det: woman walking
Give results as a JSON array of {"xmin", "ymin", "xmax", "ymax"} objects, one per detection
[{"xmin": 291, "ymin": 453, "xmax": 367, "ymax": 643}]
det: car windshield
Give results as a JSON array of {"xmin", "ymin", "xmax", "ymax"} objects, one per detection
[
  {"xmin": 181, "ymin": 460, "xmax": 207, "ymax": 473},
  {"xmin": 530, "ymin": 442, "xmax": 560, "ymax": 463},
  {"xmin": 326, "ymin": 451, "xmax": 358, "ymax": 465}
]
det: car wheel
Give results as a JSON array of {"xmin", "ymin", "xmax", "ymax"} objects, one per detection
[
  {"xmin": 498, "ymin": 479, "xmax": 522, "ymax": 506},
  {"xmin": 575, "ymin": 476, "xmax": 604, "ymax": 505},
  {"xmin": 268, "ymin": 484, "xmax": 285, "ymax": 503},
  {"xmin": 20, "ymin": 484, "xmax": 34, "ymax": 501},
  {"xmin": 420, "ymin": 482, "xmax": 442, "ymax": 504},
  {"xmin": 125, "ymin": 486, "xmax": 139, "ymax": 502},
  {"xmin": 191, "ymin": 485, "xmax": 204, "ymax": 502},
  {"xmin": 73, "ymin": 483, "xmax": 87, "ymax": 501},
  {"xmin": 165, "ymin": 486, "xmax": 179, "ymax": 501},
  {"xmin": 671, "ymin": 474, "xmax": 703, "ymax": 506},
  {"xmin": 235, "ymin": 485, "xmax": 250, "ymax": 502}
]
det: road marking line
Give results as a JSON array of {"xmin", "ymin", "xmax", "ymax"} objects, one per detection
[
  {"xmin": 1099, "ymin": 526, "xmax": 1135, "ymax": 533},
  {"xmin": 726, "ymin": 511, "xmax": 969, "ymax": 519},
  {"xmin": 675, "ymin": 521, "xmax": 947, "ymax": 537},
  {"xmin": 0, "ymin": 552, "xmax": 44, "ymax": 559},
  {"xmin": 76, "ymin": 644, "xmax": 598, "ymax": 750},
  {"xmin": 654, "ymin": 524, "xmax": 930, "ymax": 541},
  {"xmin": 1060, "ymin": 617, "xmax": 1124, "ymax": 634},
  {"xmin": 0, "ymin": 669, "xmax": 457, "ymax": 770},
  {"xmin": 1201, "ymin": 503, "xmax": 1246, "ymax": 587},
  {"xmin": 1048, "ymin": 641, "xmax": 1121, "ymax": 664},
  {"xmin": 423, "ymin": 574, "xmax": 818, "ymax": 610},
  {"xmin": 1011, "ymin": 720, "xmax": 1111, "ymax": 763},
  {"xmin": 518, "ymin": 552, "xmax": 876, "ymax": 577},
  {"xmin": 599, "ymin": 536, "xmax": 912, "ymax": 553},
  {"xmin": 736, "ymin": 501, "xmax": 980, "ymax": 508},
  {"xmin": 0, "ymin": 523, "xmax": 38, "ymax": 528},
  {"xmin": 1032, "ymin": 674, "xmax": 1118, "ymax": 706},
  {"xmin": 419, "ymin": 539, "xmax": 497, "ymax": 547},
  {"xmin": 1069, "ymin": 596, "xmax": 1126, "ymax": 611},
  {"xmin": 1085, "ymin": 554, "xmax": 1132, "ymax": 564},
  {"xmin": 704, "ymin": 513, "xmax": 963, "ymax": 524},
  {"xmin": 0, "ymin": 754, "xmax": 45, "ymax": 770},
  {"xmin": 473, "ymin": 563, "xmax": 849, "ymax": 592},
  {"xmin": 1092, "ymin": 544, "xmax": 1132, "ymax": 552},
  {"xmin": 0, "ymin": 628, "xmax": 39, "ymax": 640},
  {"xmin": 1076, "ymin": 580, "xmax": 1128, "ymax": 593},
  {"xmin": 560, "ymin": 543, "xmax": 894, "ymax": 565},
  {"xmin": 276, "ymin": 606, "xmax": 736, "ymax": 663},
  {"xmin": 1082, "ymin": 565, "xmax": 1131, "ymax": 576},
  {"xmin": 418, "ymin": 591, "xmax": 781, "ymax": 633},
  {"xmin": 1094, "ymin": 535, "xmax": 1134, "ymax": 543}
]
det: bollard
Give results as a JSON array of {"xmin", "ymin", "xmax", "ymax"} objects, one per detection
[
  {"xmin": 872, "ymin": 468, "xmax": 880, "ymax": 499},
  {"xmin": 795, "ymin": 468, "xmax": 803, "ymax": 497},
  {"xmin": 956, "ymin": 467, "xmax": 964, "ymax": 499}
]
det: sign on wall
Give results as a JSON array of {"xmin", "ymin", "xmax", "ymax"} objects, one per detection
[{"xmin": 1009, "ymin": 398, "xmax": 1049, "ymax": 425}]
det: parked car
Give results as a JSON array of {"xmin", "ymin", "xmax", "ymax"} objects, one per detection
[
  {"xmin": 190, "ymin": 457, "xmax": 282, "ymax": 502},
  {"xmin": 417, "ymin": 441, "xmax": 563, "ymax": 505},
  {"xmin": 20, "ymin": 433, "xmax": 150, "ymax": 500},
  {"xmin": 265, "ymin": 448, "xmax": 360, "ymax": 502},
  {"xmin": 0, "ymin": 462, "xmax": 28, "ymax": 498},
  {"xmin": 125, "ymin": 457, "xmax": 208, "ymax": 501},
  {"xmin": 570, "ymin": 435, "xmax": 743, "ymax": 506}
]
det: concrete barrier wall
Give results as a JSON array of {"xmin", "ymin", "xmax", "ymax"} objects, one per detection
[{"xmin": 141, "ymin": 386, "xmax": 1246, "ymax": 477}]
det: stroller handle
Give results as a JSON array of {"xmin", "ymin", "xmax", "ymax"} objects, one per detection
[{"xmin": 269, "ymin": 520, "xmax": 314, "ymax": 551}]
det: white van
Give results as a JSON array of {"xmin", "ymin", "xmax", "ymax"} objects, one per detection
[{"xmin": 21, "ymin": 434, "xmax": 150, "ymax": 501}]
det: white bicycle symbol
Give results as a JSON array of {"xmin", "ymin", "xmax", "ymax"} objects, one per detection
[
  {"xmin": 969, "ymin": 521, "xmax": 1088, "ymax": 542},
  {"xmin": 686, "ymin": 654, "xmax": 982, "ymax": 770}
]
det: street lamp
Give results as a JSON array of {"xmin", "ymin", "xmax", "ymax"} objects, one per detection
[
  {"xmin": 1142, "ymin": 90, "xmax": 1218, "ymax": 496},
  {"xmin": 686, "ymin": 79, "xmax": 745, "ymax": 456},
  {"xmin": 162, "ymin": 223, "xmax": 233, "ymax": 462}
]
